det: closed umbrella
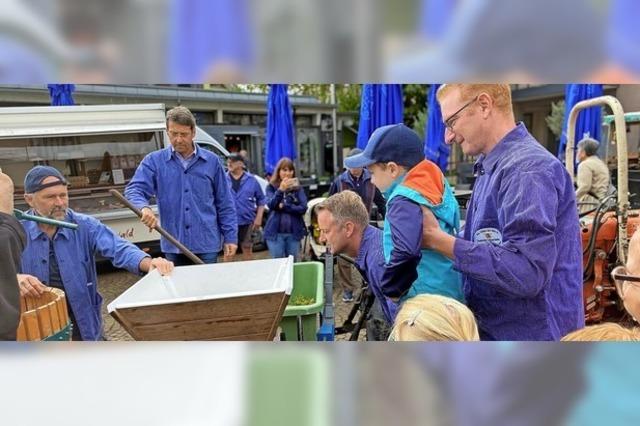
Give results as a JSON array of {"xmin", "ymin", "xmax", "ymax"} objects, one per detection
[
  {"xmin": 47, "ymin": 84, "xmax": 75, "ymax": 105},
  {"xmin": 424, "ymin": 84, "xmax": 449, "ymax": 171},
  {"xmin": 357, "ymin": 84, "xmax": 404, "ymax": 149},
  {"xmin": 557, "ymin": 84, "xmax": 603, "ymax": 169},
  {"xmin": 265, "ymin": 84, "xmax": 296, "ymax": 175}
]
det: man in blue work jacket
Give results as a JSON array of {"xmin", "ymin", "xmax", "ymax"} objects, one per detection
[
  {"xmin": 329, "ymin": 147, "xmax": 387, "ymax": 303},
  {"xmin": 316, "ymin": 191, "xmax": 398, "ymax": 341},
  {"xmin": 17, "ymin": 166, "xmax": 174, "ymax": 341},
  {"xmin": 126, "ymin": 106, "xmax": 238, "ymax": 265},
  {"xmin": 226, "ymin": 153, "xmax": 265, "ymax": 261},
  {"xmin": 421, "ymin": 84, "xmax": 584, "ymax": 341}
]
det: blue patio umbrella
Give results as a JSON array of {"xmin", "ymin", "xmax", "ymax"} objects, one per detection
[
  {"xmin": 357, "ymin": 84, "xmax": 404, "ymax": 149},
  {"xmin": 420, "ymin": 0, "xmax": 457, "ymax": 41},
  {"xmin": 265, "ymin": 84, "xmax": 296, "ymax": 175},
  {"xmin": 47, "ymin": 84, "xmax": 75, "ymax": 106},
  {"xmin": 608, "ymin": 0, "xmax": 640, "ymax": 75},
  {"xmin": 167, "ymin": 0, "xmax": 254, "ymax": 81},
  {"xmin": 557, "ymin": 84, "xmax": 603, "ymax": 169},
  {"xmin": 424, "ymin": 84, "xmax": 450, "ymax": 171}
]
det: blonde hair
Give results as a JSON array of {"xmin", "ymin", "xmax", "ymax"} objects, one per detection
[
  {"xmin": 316, "ymin": 191, "xmax": 369, "ymax": 230},
  {"xmin": 389, "ymin": 294, "xmax": 479, "ymax": 341},
  {"xmin": 437, "ymin": 84, "xmax": 513, "ymax": 115},
  {"xmin": 561, "ymin": 323, "xmax": 640, "ymax": 342}
]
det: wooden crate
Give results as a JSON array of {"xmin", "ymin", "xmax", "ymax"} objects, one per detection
[{"xmin": 108, "ymin": 257, "xmax": 294, "ymax": 341}]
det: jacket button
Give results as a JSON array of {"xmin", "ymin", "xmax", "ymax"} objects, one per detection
[
  {"xmin": 185, "ymin": 189, "xmax": 189, "ymax": 193},
  {"xmin": 186, "ymin": 225, "xmax": 190, "ymax": 229},
  {"xmin": 42, "ymin": 259, "xmax": 46, "ymax": 264},
  {"xmin": 186, "ymin": 207, "xmax": 190, "ymax": 211}
]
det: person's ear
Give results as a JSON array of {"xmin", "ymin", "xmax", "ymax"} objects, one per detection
[
  {"xmin": 387, "ymin": 162, "xmax": 400, "ymax": 177},
  {"xmin": 24, "ymin": 193, "xmax": 35, "ymax": 208},
  {"xmin": 477, "ymin": 92, "xmax": 492, "ymax": 118},
  {"xmin": 344, "ymin": 221, "xmax": 355, "ymax": 238}
]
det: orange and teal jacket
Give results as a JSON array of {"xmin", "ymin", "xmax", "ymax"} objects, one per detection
[{"xmin": 381, "ymin": 159, "xmax": 463, "ymax": 302}]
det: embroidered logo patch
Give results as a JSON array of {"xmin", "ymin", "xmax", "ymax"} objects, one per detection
[{"xmin": 474, "ymin": 228, "xmax": 503, "ymax": 245}]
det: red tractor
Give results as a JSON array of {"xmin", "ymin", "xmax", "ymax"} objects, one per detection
[{"xmin": 566, "ymin": 96, "xmax": 639, "ymax": 323}]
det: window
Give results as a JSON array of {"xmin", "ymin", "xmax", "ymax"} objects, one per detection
[{"xmin": 1, "ymin": 131, "xmax": 162, "ymax": 213}]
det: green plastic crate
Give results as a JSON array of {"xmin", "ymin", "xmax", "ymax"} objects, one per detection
[{"xmin": 280, "ymin": 262, "xmax": 324, "ymax": 341}]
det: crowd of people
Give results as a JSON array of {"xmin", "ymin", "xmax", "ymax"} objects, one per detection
[
  {"xmin": 318, "ymin": 84, "xmax": 637, "ymax": 342},
  {"xmin": 1, "ymin": 85, "xmax": 638, "ymax": 341}
]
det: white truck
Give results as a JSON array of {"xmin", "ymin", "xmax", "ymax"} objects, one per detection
[{"xmin": 0, "ymin": 103, "xmax": 231, "ymax": 254}]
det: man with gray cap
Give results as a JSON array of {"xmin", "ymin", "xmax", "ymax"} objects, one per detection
[
  {"xmin": 329, "ymin": 148, "xmax": 386, "ymax": 302},
  {"xmin": 576, "ymin": 137, "xmax": 611, "ymax": 213},
  {"xmin": 0, "ymin": 170, "xmax": 26, "ymax": 340},
  {"xmin": 17, "ymin": 165, "xmax": 174, "ymax": 341}
]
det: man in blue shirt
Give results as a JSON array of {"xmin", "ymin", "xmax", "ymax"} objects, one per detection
[
  {"xmin": 421, "ymin": 84, "xmax": 584, "ymax": 341},
  {"xmin": 17, "ymin": 166, "xmax": 174, "ymax": 341},
  {"xmin": 125, "ymin": 106, "xmax": 238, "ymax": 265},
  {"xmin": 226, "ymin": 153, "xmax": 265, "ymax": 261},
  {"xmin": 316, "ymin": 191, "xmax": 398, "ymax": 340},
  {"xmin": 329, "ymin": 148, "xmax": 386, "ymax": 302}
]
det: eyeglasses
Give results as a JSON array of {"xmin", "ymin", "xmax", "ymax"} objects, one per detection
[
  {"xmin": 611, "ymin": 265, "xmax": 640, "ymax": 298},
  {"xmin": 443, "ymin": 95, "xmax": 479, "ymax": 132}
]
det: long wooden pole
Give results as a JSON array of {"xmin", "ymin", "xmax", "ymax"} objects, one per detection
[{"xmin": 109, "ymin": 189, "xmax": 204, "ymax": 265}]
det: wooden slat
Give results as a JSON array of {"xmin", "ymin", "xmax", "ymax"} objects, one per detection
[
  {"xmin": 111, "ymin": 310, "xmax": 143, "ymax": 341},
  {"xmin": 36, "ymin": 304, "xmax": 53, "ymax": 338},
  {"xmin": 16, "ymin": 319, "xmax": 27, "ymax": 341},
  {"xmin": 54, "ymin": 299, "xmax": 66, "ymax": 330},
  {"xmin": 23, "ymin": 311, "xmax": 41, "ymax": 341},
  {"xmin": 268, "ymin": 294, "xmax": 290, "ymax": 341},
  {"xmin": 48, "ymin": 301, "xmax": 61, "ymax": 332},
  {"xmin": 128, "ymin": 311, "xmax": 278, "ymax": 341},
  {"xmin": 118, "ymin": 292, "xmax": 285, "ymax": 327},
  {"xmin": 24, "ymin": 296, "xmax": 34, "ymax": 312},
  {"xmin": 206, "ymin": 333, "xmax": 271, "ymax": 341}
]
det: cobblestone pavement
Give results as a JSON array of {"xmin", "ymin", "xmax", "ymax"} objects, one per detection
[{"xmin": 98, "ymin": 250, "xmax": 367, "ymax": 341}]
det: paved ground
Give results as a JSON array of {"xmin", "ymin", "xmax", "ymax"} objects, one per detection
[{"xmin": 98, "ymin": 250, "xmax": 367, "ymax": 341}]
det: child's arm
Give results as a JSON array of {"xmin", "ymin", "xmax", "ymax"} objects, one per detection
[{"xmin": 380, "ymin": 197, "xmax": 423, "ymax": 300}]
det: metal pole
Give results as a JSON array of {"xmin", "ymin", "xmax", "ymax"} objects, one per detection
[
  {"xmin": 331, "ymin": 84, "xmax": 339, "ymax": 176},
  {"xmin": 565, "ymin": 95, "xmax": 629, "ymax": 263}
]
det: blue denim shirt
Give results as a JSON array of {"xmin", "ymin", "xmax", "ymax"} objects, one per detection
[
  {"xmin": 453, "ymin": 123, "xmax": 584, "ymax": 341},
  {"xmin": 125, "ymin": 146, "xmax": 238, "ymax": 254},
  {"xmin": 20, "ymin": 209, "xmax": 148, "ymax": 341},
  {"xmin": 355, "ymin": 225, "xmax": 398, "ymax": 323},
  {"xmin": 225, "ymin": 171, "xmax": 266, "ymax": 226}
]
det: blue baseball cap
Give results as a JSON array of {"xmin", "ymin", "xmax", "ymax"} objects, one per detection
[
  {"xmin": 24, "ymin": 166, "xmax": 67, "ymax": 193},
  {"xmin": 345, "ymin": 124, "xmax": 424, "ymax": 169}
]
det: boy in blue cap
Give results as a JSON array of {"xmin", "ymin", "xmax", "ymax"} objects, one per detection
[{"xmin": 345, "ymin": 124, "xmax": 463, "ymax": 303}]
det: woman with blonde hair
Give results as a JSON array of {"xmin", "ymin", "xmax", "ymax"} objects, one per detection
[
  {"xmin": 561, "ymin": 323, "xmax": 640, "ymax": 341},
  {"xmin": 389, "ymin": 294, "xmax": 479, "ymax": 341}
]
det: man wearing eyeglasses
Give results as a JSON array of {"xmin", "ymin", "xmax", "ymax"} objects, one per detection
[
  {"xmin": 126, "ymin": 106, "xmax": 238, "ymax": 265},
  {"xmin": 421, "ymin": 84, "xmax": 584, "ymax": 341}
]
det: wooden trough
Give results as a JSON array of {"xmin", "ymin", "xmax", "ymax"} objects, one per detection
[
  {"xmin": 17, "ymin": 288, "xmax": 72, "ymax": 341},
  {"xmin": 108, "ymin": 257, "xmax": 294, "ymax": 341}
]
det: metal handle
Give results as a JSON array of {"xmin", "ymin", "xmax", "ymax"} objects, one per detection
[
  {"xmin": 109, "ymin": 189, "xmax": 204, "ymax": 265},
  {"xmin": 13, "ymin": 209, "xmax": 79, "ymax": 230}
]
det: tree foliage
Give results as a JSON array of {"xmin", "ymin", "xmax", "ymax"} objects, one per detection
[{"xmin": 546, "ymin": 100, "xmax": 566, "ymax": 140}]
